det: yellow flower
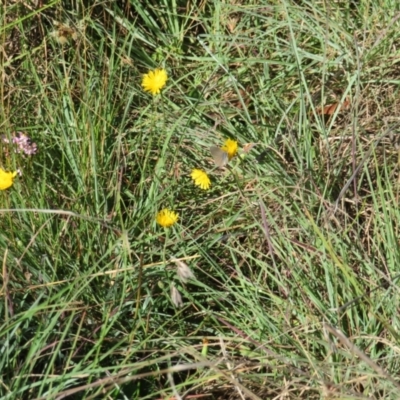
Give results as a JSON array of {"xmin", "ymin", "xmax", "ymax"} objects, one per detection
[
  {"xmin": 221, "ymin": 139, "xmax": 238, "ymax": 160},
  {"xmin": 0, "ymin": 169, "xmax": 17, "ymax": 190},
  {"xmin": 141, "ymin": 68, "xmax": 168, "ymax": 95},
  {"xmin": 156, "ymin": 208, "xmax": 178, "ymax": 227},
  {"xmin": 191, "ymin": 169, "xmax": 211, "ymax": 190}
]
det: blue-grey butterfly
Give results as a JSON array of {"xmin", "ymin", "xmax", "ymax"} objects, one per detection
[{"xmin": 210, "ymin": 146, "xmax": 229, "ymax": 167}]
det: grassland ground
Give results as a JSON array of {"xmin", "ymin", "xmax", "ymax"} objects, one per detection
[{"xmin": 1, "ymin": 1, "xmax": 400, "ymax": 399}]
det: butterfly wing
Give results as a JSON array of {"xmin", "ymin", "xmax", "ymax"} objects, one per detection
[{"xmin": 210, "ymin": 146, "xmax": 229, "ymax": 167}]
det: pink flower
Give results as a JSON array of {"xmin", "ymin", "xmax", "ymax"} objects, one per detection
[{"xmin": 1, "ymin": 132, "xmax": 37, "ymax": 156}]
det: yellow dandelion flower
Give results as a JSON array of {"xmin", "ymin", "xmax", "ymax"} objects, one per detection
[
  {"xmin": 0, "ymin": 169, "xmax": 17, "ymax": 190},
  {"xmin": 156, "ymin": 208, "xmax": 178, "ymax": 228},
  {"xmin": 191, "ymin": 169, "xmax": 211, "ymax": 190},
  {"xmin": 221, "ymin": 138, "xmax": 238, "ymax": 160},
  {"xmin": 142, "ymin": 68, "xmax": 168, "ymax": 95}
]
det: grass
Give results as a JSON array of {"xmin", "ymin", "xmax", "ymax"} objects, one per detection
[{"xmin": 1, "ymin": 0, "xmax": 400, "ymax": 398}]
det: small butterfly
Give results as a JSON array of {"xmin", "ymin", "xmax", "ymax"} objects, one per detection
[{"xmin": 210, "ymin": 146, "xmax": 229, "ymax": 167}]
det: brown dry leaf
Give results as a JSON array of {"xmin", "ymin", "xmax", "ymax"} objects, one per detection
[
  {"xmin": 316, "ymin": 97, "xmax": 350, "ymax": 115},
  {"xmin": 242, "ymin": 142, "xmax": 257, "ymax": 154},
  {"xmin": 227, "ymin": 16, "xmax": 239, "ymax": 33}
]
